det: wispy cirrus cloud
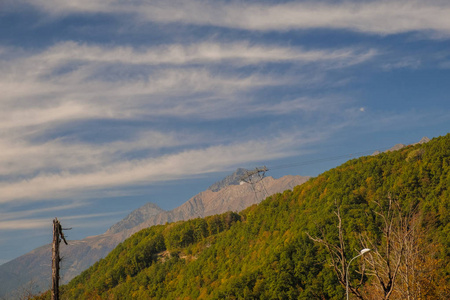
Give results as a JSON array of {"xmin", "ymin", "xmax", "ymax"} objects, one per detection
[
  {"xmin": 0, "ymin": 42, "xmax": 375, "ymax": 129},
  {"xmin": 0, "ymin": 202, "xmax": 85, "ymax": 221},
  {"xmin": 15, "ymin": 0, "xmax": 450, "ymax": 37},
  {"xmin": 0, "ymin": 212, "xmax": 125, "ymax": 230},
  {"xmin": 0, "ymin": 40, "xmax": 374, "ymax": 205},
  {"xmin": 0, "ymin": 130, "xmax": 189, "ymax": 178},
  {"xmin": 0, "ymin": 218, "xmax": 50, "ymax": 230},
  {"xmin": 0, "ymin": 135, "xmax": 306, "ymax": 203},
  {"xmin": 29, "ymin": 41, "xmax": 376, "ymax": 66}
]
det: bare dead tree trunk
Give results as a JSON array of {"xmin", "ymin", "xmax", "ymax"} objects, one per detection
[{"xmin": 52, "ymin": 218, "xmax": 68, "ymax": 300}]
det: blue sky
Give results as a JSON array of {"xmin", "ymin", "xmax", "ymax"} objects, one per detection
[{"xmin": 1, "ymin": 0, "xmax": 450, "ymax": 265}]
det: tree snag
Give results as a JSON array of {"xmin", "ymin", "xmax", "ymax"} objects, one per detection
[{"xmin": 52, "ymin": 218, "xmax": 68, "ymax": 300}]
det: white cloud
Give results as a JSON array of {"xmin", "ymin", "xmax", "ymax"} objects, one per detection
[
  {"xmin": 0, "ymin": 102, "xmax": 91, "ymax": 130},
  {"xmin": 32, "ymin": 41, "xmax": 376, "ymax": 66},
  {"xmin": 16, "ymin": 0, "xmax": 450, "ymax": 36},
  {"xmin": 0, "ymin": 135, "xmax": 302, "ymax": 203},
  {"xmin": 0, "ymin": 41, "xmax": 374, "ymax": 132},
  {"xmin": 0, "ymin": 130, "xmax": 187, "ymax": 178},
  {"xmin": 0, "ymin": 40, "xmax": 375, "ymax": 206},
  {"xmin": 0, "ymin": 218, "xmax": 50, "ymax": 230},
  {"xmin": 0, "ymin": 212, "xmax": 124, "ymax": 231},
  {"xmin": 0, "ymin": 202, "xmax": 84, "ymax": 221},
  {"xmin": 0, "ymin": 67, "xmax": 276, "ymax": 132},
  {"xmin": 381, "ymin": 58, "xmax": 421, "ymax": 71}
]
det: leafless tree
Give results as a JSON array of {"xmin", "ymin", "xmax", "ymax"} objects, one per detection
[
  {"xmin": 359, "ymin": 196, "xmax": 403, "ymax": 299},
  {"xmin": 361, "ymin": 197, "xmax": 447, "ymax": 300},
  {"xmin": 308, "ymin": 195, "xmax": 447, "ymax": 300},
  {"xmin": 307, "ymin": 201, "xmax": 365, "ymax": 299}
]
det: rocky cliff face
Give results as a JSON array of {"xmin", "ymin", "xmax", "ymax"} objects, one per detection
[{"xmin": 0, "ymin": 172, "xmax": 309, "ymax": 299}]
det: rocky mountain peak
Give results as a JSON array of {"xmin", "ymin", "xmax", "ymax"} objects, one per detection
[{"xmin": 418, "ymin": 136, "xmax": 430, "ymax": 144}]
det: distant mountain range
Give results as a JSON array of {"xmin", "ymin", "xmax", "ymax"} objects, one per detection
[{"xmin": 0, "ymin": 170, "xmax": 309, "ymax": 299}]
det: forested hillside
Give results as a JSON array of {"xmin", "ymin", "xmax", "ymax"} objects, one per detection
[{"xmin": 38, "ymin": 134, "xmax": 450, "ymax": 299}]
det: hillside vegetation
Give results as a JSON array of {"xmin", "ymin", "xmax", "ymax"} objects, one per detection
[{"xmin": 38, "ymin": 134, "xmax": 450, "ymax": 299}]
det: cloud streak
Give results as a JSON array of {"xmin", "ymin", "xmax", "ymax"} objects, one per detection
[
  {"xmin": 0, "ymin": 130, "xmax": 188, "ymax": 178},
  {"xmin": 0, "ymin": 212, "xmax": 125, "ymax": 231},
  {"xmin": 0, "ymin": 135, "xmax": 304, "ymax": 203},
  {"xmin": 0, "ymin": 41, "xmax": 375, "ymax": 126},
  {"xmin": 0, "ymin": 39, "xmax": 373, "ymax": 206},
  {"xmin": 16, "ymin": 0, "xmax": 450, "ymax": 36},
  {"xmin": 30, "ymin": 41, "xmax": 376, "ymax": 66}
]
